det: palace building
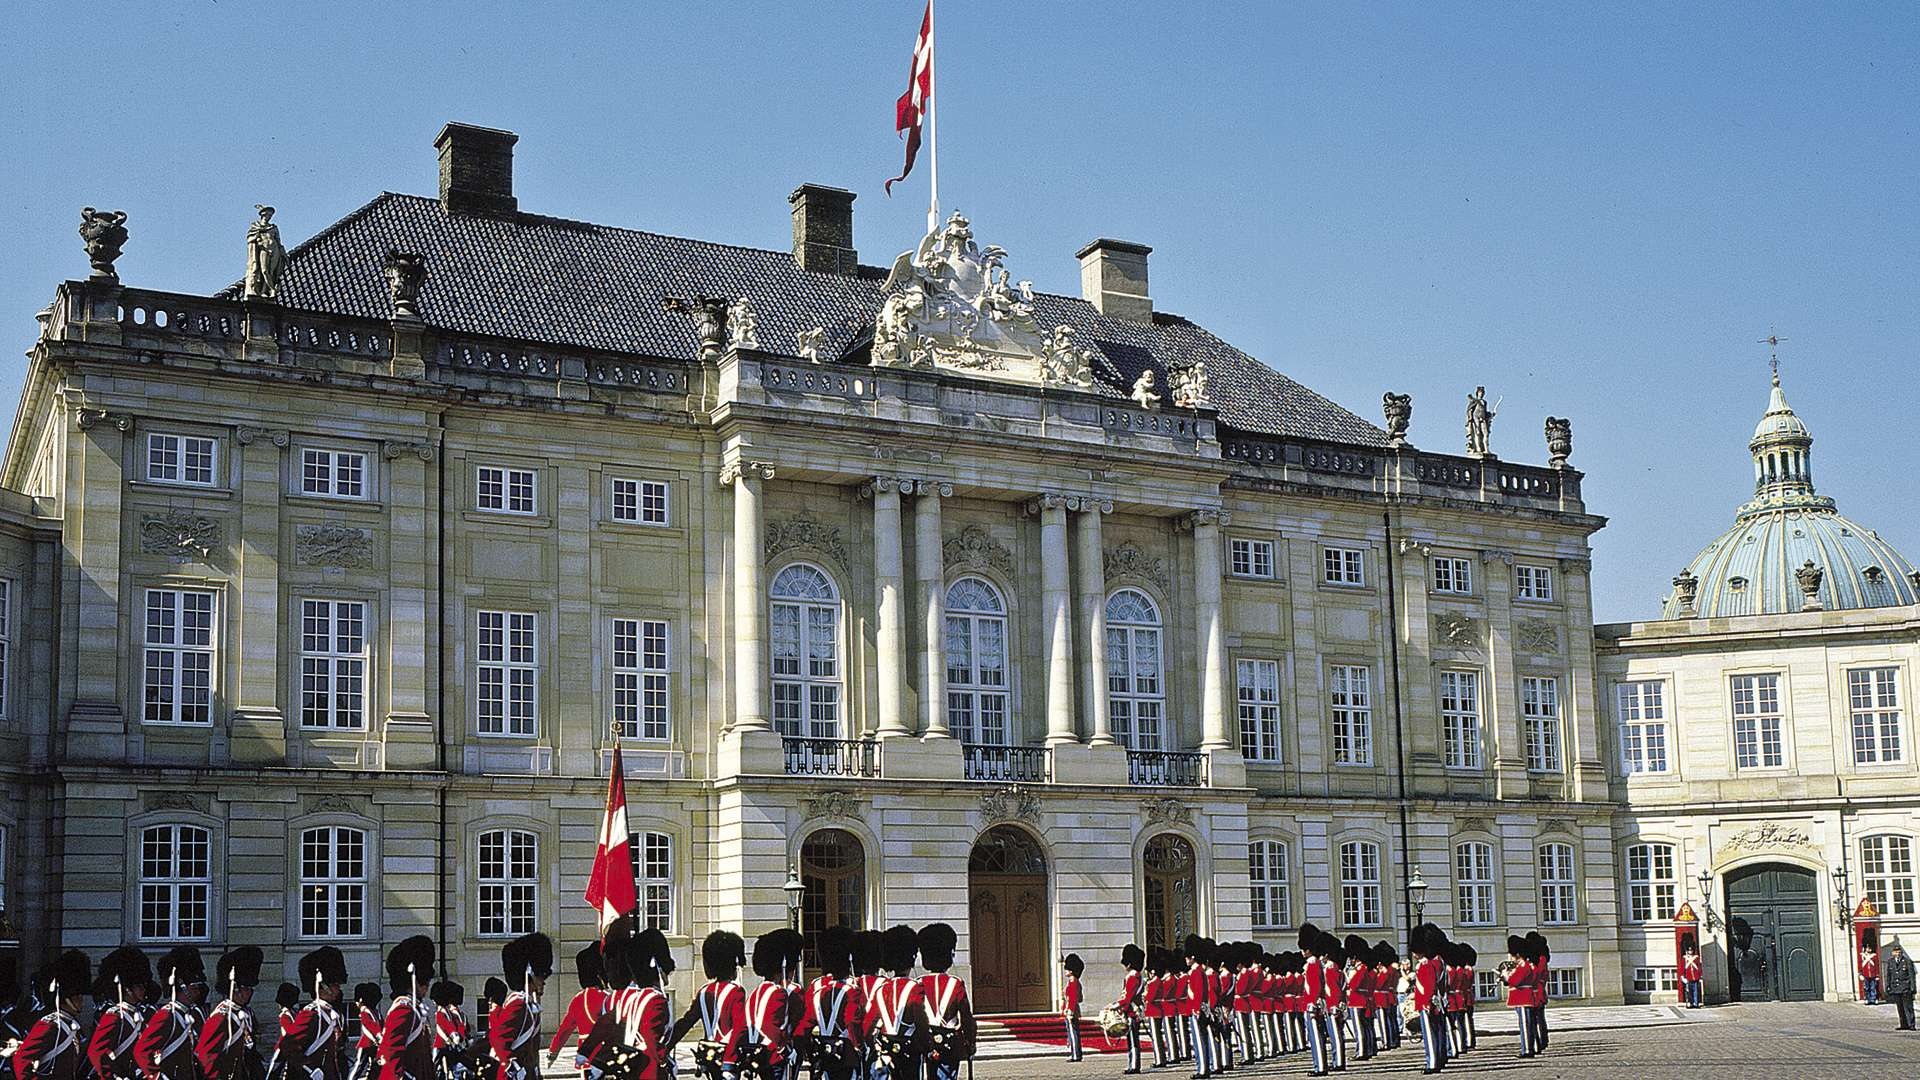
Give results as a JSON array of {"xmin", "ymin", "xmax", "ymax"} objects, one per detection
[{"xmin": 0, "ymin": 122, "xmax": 1909, "ymax": 1016}]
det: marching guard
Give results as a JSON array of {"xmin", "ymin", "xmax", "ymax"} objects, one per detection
[
  {"xmin": 87, "ymin": 948, "xmax": 151, "ymax": 1080},
  {"xmin": 913, "ymin": 926, "xmax": 970, "ymax": 1080},
  {"xmin": 794, "ymin": 927, "xmax": 863, "ymax": 1080},
  {"xmin": 742, "ymin": 930, "xmax": 801, "ymax": 1080},
  {"xmin": 429, "ymin": 984, "xmax": 469, "ymax": 1080},
  {"xmin": 1409, "ymin": 925, "xmax": 1448, "ymax": 1075},
  {"xmin": 377, "ymin": 937, "xmax": 436, "ymax": 1080},
  {"xmin": 606, "ymin": 924, "xmax": 675, "ymax": 1080},
  {"xmin": 136, "ymin": 947, "xmax": 207, "ymax": 1080},
  {"xmin": 865, "ymin": 926, "xmax": 924, "ymax": 1080},
  {"xmin": 284, "ymin": 947, "xmax": 351, "ymax": 1080},
  {"xmin": 1111, "ymin": 945, "xmax": 1144, "ymax": 1076},
  {"xmin": 667, "ymin": 931, "xmax": 748, "ymax": 1080},
  {"xmin": 485, "ymin": 934, "xmax": 552, "ymax": 1080},
  {"xmin": 348, "ymin": 986, "xmax": 382, "ymax": 1080},
  {"xmin": 546, "ymin": 945, "xmax": 610, "ymax": 1078},
  {"xmin": 12, "ymin": 951, "xmax": 90, "ymax": 1080},
  {"xmin": 196, "ymin": 946, "xmax": 264, "ymax": 1080},
  {"xmin": 270, "ymin": 985, "xmax": 302, "ymax": 1080}
]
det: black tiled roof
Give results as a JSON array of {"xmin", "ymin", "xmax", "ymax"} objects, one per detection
[{"xmin": 231, "ymin": 192, "xmax": 1386, "ymax": 446}]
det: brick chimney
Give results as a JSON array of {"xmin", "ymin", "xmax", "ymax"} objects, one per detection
[
  {"xmin": 789, "ymin": 184, "xmax": 858, "ymax": 274},
  {"xmin": 435, "ymin": 122, "xmax": 519, "ymax": 216},
  {"xmin": 1075, "ymin": 238, "xmax": 1153, "ymax": 322}
]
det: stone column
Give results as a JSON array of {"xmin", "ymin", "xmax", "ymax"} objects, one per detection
[
  {"xmin": 914, "ymin": 481, "xmax": 953, "ymax": 738},
  {"xmin": 381, "ymin": 440, "xmax": 436, "ymax": 770},
  {"xmin": 1186, "ymin": 509, "xmax": 1233, "ymax": 752},
  {"xmin": 726, "ymin": 461, "xmax": 777, "ymax": 732},
  {"xmin": 230, "ymin": 425, "xmax": 290, "ymax": 764},
  {"xmin": 1030, "ymin": 495, "xmax": 1077, "ymax": 746},
  {"xmin": 864, "ymin": 477, "xmax": 910, "ymax": 738},
  {"xmin": 1075, "ymin": 500, "xmax": 1115, "ymax": 745}
]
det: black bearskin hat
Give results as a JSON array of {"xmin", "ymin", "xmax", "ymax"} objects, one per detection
[
  {"xmin": 816, "ymin": 925, "xmax": 855, "ymax": 978},
  {"xmin": 883, "ymin": 925, "xmax": 919, "ymax": 975},
  {"xmin": 702, "ymin": 931, "xmax": 746, "ymax": 981},
  {"xmin": 752, "ymin": 931, "xmax": 786, "ymax": 982},
  {"xmin": 1525, "ymin": 931, "xmax": 1550, "ymax": 962},
  {"xmin": 353, "ymin": 982, "xmax": 382, "ymax": 1010},
  {"xmin": 630, "ymin": 927, "xmax": 673, "ymax": 988},
  {"xmin": 851, "ymin": 930, "xmax": 885, "ymax": 977},
  {"xmin": 918, "ymin": 923, "xmax": 958, "ymax": 973},
  {"xmin": 483, "ymin": 978, "xmax": 509, "ymax": 1008},
  {"xmin": 602, "ymin": 916, "xmax": 635, "ymax": 987},
  {"xmin": 1121, "ymin": 943, "xmax": 1145, "ymax": 971},
  {"xmin": 1297, "ymin": 924, "xmax": 1320, "ymax": 954},
  {"xmin": 159, "ymin": 946, "xmax": 206, "ymax": 990},
  {"xmin": 94, "ymin": 947, "xmax": 151, "ymax": 1002},
  {"xmin": 276, "ymin": 983, "xmax": 302, "ymax": 1010},
  {"xmin": 1506, "ymin": 934, "xmax": 1527, "ymax": 957},
  {"xmin": 299, "ymin": 947, "xmax": 348, "ymax": 992},
  {"xmin": 1461, "ymin": 944, "xmax": 1478, "ymax": 968},
  {"xmin": 430, "ymin": 980, "xmax": 464, "ymax": 1007},
  {"xmin": 776, "ymin": 929, "xmax": 806, "ymax": 976},
  {"xmin": 501, "ymin": 932, "xmax": 554, "ymax": 983},
  {"xmin": 48, "ymin": 950, "xmax": 90, "ymax": 1000},
  {"xmin": 574, "ymin": 941, "xmax": 605, "ymax": 990},
  {"xmin": 217, "ymin": 946, "xmax": 264, "ymax": 991},
  {"xmin": 1062, "ymin": 953, "xmax": 1084, "ymax": 977},
  {"xmin": 1344, "ymin": 934, "xmax": 1369, "ymax": 959},
  {"xmin": 386, "ymin": 935, "xmax": 436, "ymax": 996},
  {"xmin": 1181, "ymin": 934, "xmax": 1205, "ymax": 963}
]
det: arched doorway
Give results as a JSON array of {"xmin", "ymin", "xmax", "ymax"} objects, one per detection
[
  {"xmin": 1142, "ymin": 832, "xmax": 1198, "ymax": 954},
  {"xmin": 800, "ymin": 828, "xmax": 866, "ymax": 967},
  {"xmin": 969, "ymin": 825, "xmax": 1050, "ymax": 1013},
  {"xmin": 1723, "ymin": 862, "xmax": 1822, "ymax": 1001}
]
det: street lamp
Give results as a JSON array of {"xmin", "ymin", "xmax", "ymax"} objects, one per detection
[
  {"xmin": 1408, "ymin": 865, "xmax": 1429, "ymax": 923},
  {"xmin": 783, "ymin": 861, "xmax": 806, "ymax": 931},
  {"xmin": 1696, "ymin": 869, "xmax": 1722, "ymax": 932},
  {"xmin": 1831, "ymin": 865, "xmax": 1853, "ymax": 930}
]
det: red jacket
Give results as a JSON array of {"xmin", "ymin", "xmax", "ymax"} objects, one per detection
[
  {"xmin": 484, "ymin": 994, "xmax": 540, "ymax": 1080},
  {"xmin": 794, "ymin": 978, "xmax": 864, "ymax": 1048},
  {"xmin": 354, "ymin": 1006, "xmax": 380, "ymax": 1053},
  {"xmin": 916, "ymin": 972, "xmax": 974, "ymax": 1058},
  {"xmin": 745, "ymin": 982, "xmax": 790, "ymax": 1053},
  {"xmin": 687, "ymin": 981, "xmax": 747, "ymax": 1064},
  {"xmin": 1504, "ymin": 961, "xmax": 1533, "ymax": 1007},
  {"xmin": 1321, "ymin": 962, "xmax": 1344, "ymax": 1009},
  {"xmin": 546, "ymin": 988, "xmax": 610, "ymax": 1059},
  {"xmin": 134, "ymin": 1001, "xmax": 201, "ymax": 1080},
  {"xmin": 1412, "ymin": 957, "xmax": 1443, "ymax": 1012},
  {"xmin": 867, "ymin": 976, "xmax": 926, "ymax": 1038},
  {"xmin": 15, "ymin": 1011, "xmax": 85, "ymax": 1080},
  {"xmin": 375, "ymin": 997, "xmax": 432, "ymax": 1080},
  {"xmin": 1345, "ymin": 964, "xmax": 1371, "ymax": 1009},
  {"xmin": 1681, "ymin": 955, "xmax": 1703, "ymax": 982},
  {"xmin": 194, "ymin": 1000, "xmax": 255, "ymax": 1080},
  {"xmin": 1372, "ymin": 966, "xmax": 1394, "ymax": 1011},
  {"xmin": 606, "ymin": 986, "xmax": 670, "ymax": 1080},
  {"xmin": 282, "ymin": 1001, "xmax": 348, "ymax": 1080},
  {"xmin": 88, "ymin": 1002, "xmax": 144, "ymax": 1080},
  {"xmin": 1113, "ymin": 971, "xmax": 1144, "ymax": 1018}
]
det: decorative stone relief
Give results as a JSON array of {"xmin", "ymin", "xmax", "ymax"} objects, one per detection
[
  {"xmin": 382, "ymin": 440, "xmax": 436, "ymax": 462},
  {"xmin": 1455, "ymin": 816, "xmax": 1495, "ymax": 836},
  {"xmin": 944, "ymin": 524, "xmax": 1014, "ymax": 575},
  {"xmin": 1430, "ymin": 611, "xmax": 1480, "ymax": 651},
  {"xmin": 1721, "ymin": 822, "xmax": 1816, "ymax": 855},
  {"xmin": 795, "ymin": 327, "xmax": 825, "ymax": 363},
  {"xmin": 803, "ymin": 791, "xmax": 861, "ymax": 822},
  {"xmin": 304, "ymin": 793, "xmax": 359, "ymax": 816},
  {"xmin": 1168, "ymin": 361, "xmax": 1209, "ymax": 408},
  {"xmin": 145, "ymin": 791, "xmax": 210, "ymax": 815},
  {"xmin": 1104, "ymin": 542, "xmax": 1171, "ymax": 592},
  {"xmin": 1558, "ymin": 556, "xmax": 1591, "ymax": 574},
  {"xmin": 234, "ymin": 425, "xmax": 290, "ymax": 448},
  {"xmin": 1515, "ymin": 618, "xmax": 1560, "ymax": 655},
  {"xmin": 979, "ymin": 785, "xmax": 1041, "ymax": 825},
  {"xmin": 726, "ymin": 297, "xmax": 760, "ymax": 350},
  {"xmin": 1480, "ymin": 548, "xmax": 1515, "ymax": 566},
  {"xmin": 766, "ymin": 514, "xmax": 849, "ymax": 569},
  {"xmin": 873, "ymin": 211, "xmax": 1063, "ymax": 384},
  {"xmin": 140, "ymin": 511, "xmax": 221, "ymax": 560},
  {"xmin": 1041, "ymin": 325, "xmax": 1097, "ymax": 389},
  {"xmin": 296, "ymin": 524, "xmax": 376, "ymax": 569},
  {"xmin": 1382, "ymin": 392, "xmax": 1412, "ymax": 446},
  {"xmin": 1396, "ymin": 536, "xmax": 1433, "ymax": 559},
  {"xmin": 79, "ymin": 207, "xmax": 129, "ymax": 278},
  {"xmin": 1142, "ymin": 796, "xmax": 1192, "ymax": 825},
  {"xmin": 1538, "ymin": 817, "xmax": 1579, "ymax": 837}
]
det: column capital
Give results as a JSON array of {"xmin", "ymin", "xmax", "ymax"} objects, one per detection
[
  {"xmin": 1023, "ymin": 492, "xmax": 1074, "ymax": 517},
  {"xmin": 719, "ymin": 460, "xmax": 777, "ymax": 487},
  {"xmin": 1557, "ymin": 555, "xmax": 1592, "ymax": 574},
  {"xmin": 75, "ymin": 407, "xmax": 134, "ymax": 433},
  {"xmin": 1179, "ymin": 507, "xmax": 1231, "ymax": 531},
  {"xmin": 1480, "ymin": 547, "xmax": 1516, "ymax": 566},
  {"xmin": 902, "ymin": 478, "xmax": 954, "ymax": 498},
  {"xmin": 235, "ymin": 425, "xmax": 291, "ymax": 448},
  {"xmin": 858, "ymin": 475, "xmax": 906, "ymax": 499},
  {"xmin": 1077, "ymin": 497, "xmax": 1114, "ymax": 515},
  {"xmin": 381, "ymin": 439, "xmax": 435, "ymax": 461}
]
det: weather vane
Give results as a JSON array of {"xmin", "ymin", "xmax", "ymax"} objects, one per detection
[{"xmin": 1758, "ymin": 328, "xmax": 1787, "ymax": 382}]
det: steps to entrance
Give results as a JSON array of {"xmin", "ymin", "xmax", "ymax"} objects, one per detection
[{"xmin": 975, "ymin": 1012, "xmax": 1144, "ymax": 1055}]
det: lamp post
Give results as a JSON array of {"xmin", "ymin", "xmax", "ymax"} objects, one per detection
[
  {"xmin": 1831, "ymin": 865, "xmax": 1853, "ymax": 931},
  {"xmin": 1696, "ymin": 869, "xmax": 1722, "ymax": 932},
  {"xmin": 784, "ymin": 861, "xmax": 805, "ymax": 931},
  {"xmin": 1408, "ymin": 865, "xmax": 1430, "ymax": 923}
]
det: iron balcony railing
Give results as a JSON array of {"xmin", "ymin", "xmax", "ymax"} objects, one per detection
[
  {"xmin": 782, "ymin": 736, "xmax": 880, "ymax": 777},
  {"xmin": 962, "ymin": 743, "xmax": 1052, "ymax": 783},
  {"xmin": 1127, "ymin": 749, "xmax": 1207, "ymax": 787}
]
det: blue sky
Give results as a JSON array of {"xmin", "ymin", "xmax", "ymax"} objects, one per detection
[{"xmin": 3, "ymin": 1, "xmax": 1915, "ymax": 621}]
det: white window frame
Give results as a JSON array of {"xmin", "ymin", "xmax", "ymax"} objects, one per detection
[
  {"xmin": 300, "ymin": 599, "xmax": 368, "ymax": 730},
  {"xmin": 146, "ymin": 432, "xmax": 219, "ymax": 487},
  {"xmin": 139, "ymin": 823, "xmax": 212, "ymax": 942},
  {"xmin": 299, "ymin": 825, "xmax": 368, "ymax": 939},
  {"xmin": 771, "ymin": 564, "xmax": 843, "ymax": 740},
  {"xmin": 1322, "ymin": 546, "xmax": 1366, "ymax": 586},
  {"xmin": 612, "ymin": 618, "xmax": 671, "ymax": 742},
  {"xmin": 1431, "ymin": 556, "xmax": 1473, "ymax": 595},
  {"xmin": 143, "ymin": 588, "xmax": 217, "ymax": 726},
  {"xmin": 1538, "ymin": 842, "xmax": 1578, "ymax": 925},
  {"xmin": 1617, "ymin": 680, "xmax": 1671, "ymax": 775},
  {"xmin": 1848, "ymin": 667, "xmax": 1904, "ymax": 766},
  {"xmin": 1236, "ymin": 658, "xmax": 1282, "ymax": 762},
  {"xmin": 1546, "ymin": 968, "xmax": 1582, "ymax": 999},
  {"xmin": 475, "ymin": 611, "xmax": 537, "ymax": 737},
  {"xmin": 1229, "ymin": 538, "xmax": 1276, "ymax": 580},
  {"xmin": 631, "ymin": 830, "xmax": 674, "ymax": 932},
  {"xmin": 1338, "ymin": 840, "xmax": 1384, "ymax": 928},
  {"xmin": 1626, "ymin": 842, "xmax": 1677, "ymax": 922},
  {"xmin": 945, "ymin": 577, "xmax": 1011, "ymax": 745},
  {"xmin": 1515, "ymin": 564, "xmax": 1555, "ymax": 602},
  {"xmin": 1523, "ymin": 675, "xmax": 1562, "ymax": 773},
  {"xmin": 1329, "ymin": 664, "xmax": 1373, "ymax": 766},
  {"xmin": 475, "ymin": 465, "xmax": 537, "ymax": 515},
  {"xmin": 476, "ymin": 828, "xmax": 538, "ymax": 938},
  {"xmin": 1476, "ymin": 970, "xmax": 1502, "ymax": 1002},
  {"xmin": 1454, "ymin": 841, "xmax": 1496, "ymax": 926},
  {"xmin": 1106, "ymin": 589, "xmax": 1166, "ymax": 751},
  {"xmin": 1731, "ymin": 673, "xmax": 1785, "ymax": 769},
  {"xmin": 1249, "ymin": 839, "xmax": 1291, "ymax": 930},
  {"xmin": 298, "ymin": 448, "xmax": 369, "ymax": 500},
  {"xmin": 1631, "ymin": 967, "xmax": 1679, "ymax": 994},
  {"xmin": 1861, "ymin": 835, "xmax": 1917, "ymax": 915},
  {"xmin": 1441, "ymin": 670, "xmax": 1483, "ymax": 770},
  {"xmin": 610, "ymin": 477, "xmax": 671, "ymax": 527}
]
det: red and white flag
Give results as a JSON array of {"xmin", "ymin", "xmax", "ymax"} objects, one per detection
[
  {"xmin": 885, "ymin": 0, "xmax": 934, "ymax": 195},
  {"xmin": 584, "ymin": 743, "xmax": 636, "ymax": 937}
]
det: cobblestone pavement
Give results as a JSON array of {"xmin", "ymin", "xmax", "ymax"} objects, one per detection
[{"xmin": 969, "ymin": 1003, "xmax": 1920, "ymax": 1079}]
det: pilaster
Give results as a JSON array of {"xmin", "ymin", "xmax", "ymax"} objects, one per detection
[
  {"xmin": 1074, "ymin": 499, "xmax": 1114, "ymax": 746},
  {"xmin": 861, "ymin": 477, "xmax": 909, "ymax": 739},
  {"xmin": 911, "ymin": 480, "xmax": 952, "ymax": 739},
  {"xmin": 229, "ymin": 424, "xmax": 289, "ymax": 763},
  {"xmin": 382, "ymin": 439, "xmax": 437, "ymax": 769},
  {"xmin": 723, "ymin": 460, "xmax": 776, "ymax": 734},
  {"xmin": 1482, "ymin": 548, "xmax": 1526, "ymax": 795},
  {"xmin": 65, "ymin": 406, "xmax": 132, "ymax": 757},
  {"xmin": 1559, "ymin": 556, "xmax": 1608, "ymax": 801}
]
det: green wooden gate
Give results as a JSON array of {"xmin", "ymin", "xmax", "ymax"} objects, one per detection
[{"xmin": 1724, "ymin": 863, "xmax": 1823, "ymax": 1002}]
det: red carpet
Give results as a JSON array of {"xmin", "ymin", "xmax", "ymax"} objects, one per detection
[{"xmin": 976, "ymin": 1013, "xmax": 1148, "ymax": 1054}]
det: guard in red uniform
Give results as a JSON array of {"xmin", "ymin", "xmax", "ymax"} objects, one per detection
[
  {"xmin": 429, "ymin": 983, "xmax": 469, "ymax": 1080},
  {"xmin": 1523, "ymin": 932, "xmax": 1550, "ymax": 1053},
  {"xmin": 136, "ymin": 948, "xmax": 206, "ymax": 1080},
  {"xmin": 850, "ymin": 931, "xmax": 885, "ymax": 1075},
  {"xmin": 283, "ymin": 947, "xmax": 350, "ymax": 1080},
  {"xmin": 1410, "ymin": 925, "xmax": 1448, "ymax": 1075},
  {"xmin": 1503, "ymin": 936, "xmax": 1534, "ymax": 1058},
  {"xmin": 863, "ymin": 926, "xmax": 923, "ymax": 1080},
  {"xmin": 88, "ymin": 949, "xmax": 151, "ymax": 1080},
  {"xmin": 485, "ymin": 933, "xmax": 552, "ymax": 1080},
  {"xmin": 13, "ymin": 951, "xmax": 90, "ymax": 1080},
  {"xmin": 196, "ymin": 946, "xmax": 263, "ymax": 1080},
  {"xmin": 602, "ymin": 925, "xmax": 674, "ymax": 1080},
  {"xmin": 269, "ymin": 984, "xmax": 302, "ymax": 1080},
  {"xmin": 742, "ymin": 930, "xmax": 799, "ymax": 1080},
  {"xmin": 1680, "ymin": 943, "xmax": 1704, "ymax": 1009},
  {"xmin": 348, "ymin": 986, "xmax": 382, "ymax": 1080},
  {"xmin": 795, "ymin": 927, "xmax": 863, "ymax": 1080},
  {"xmin": 1110, "ymin": 944, "xmax": 1144, "ymax": 1076},
  {"xmin": 376, "ymin": 937, "xmax": 435, "ymax": 1080},
  {"xmin": 667, "ymin": 931, "xmax": 748, "ymax": 1080},
  {"xmin": 914, "ymin": 925, "xmax": 971, "ymax": 1080},
  {"xmin": 545, "ymin": 944, "xmax": 609, "ymax": 1078}
]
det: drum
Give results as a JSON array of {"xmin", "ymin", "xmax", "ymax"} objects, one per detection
[{"xmin": 1096, "ymin": 1008, "xmax": 1130, "ymax": 1037}]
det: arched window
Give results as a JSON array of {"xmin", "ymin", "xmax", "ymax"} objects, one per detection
[
  {"xmin": 1106, "ymin": 589, "xmax": 1165, "ymax": 750},
  {"xmin": 945, "ymin": 577, "xmax": 1009, "ymax": 744},
  {"xmin": 1142, "ymin": 833, "xmax": 1198, "ymax": 952},
  {"xmin": 1249, "ymin": 840, "xmax": 1291, "ymax": 930},
  {"xmin": 1454, "ymin": 841, "xmax": 1495, "ymax": 926},
  {"xmin": 1538, "ymin": 842, "xmax": 1577, "ymax": 925},
  {"xmin": 800, "ymin": 829, "xmax": 866, "ymax": 965},
  {"xmin": 630, "ymin": 830, "xmax": 675, "ymax": 931},
  {"xmin": 771, "ymin": 564, "xmax": 841, "ymax": 739},
  {"xmin": 1861, "ymin": 835, "xmax": 1917, "ymax": 915},
  {"xmin": 139, "ymin": 823, "xmax": 211, "ymax": 941},
  {"xmin": 1338, "ymin": 840, "xmax": 1383, "ymax": 928},
  {"xmin": 477, "ymin": 828, "xmax": 538, "ymax": 938},
  {"xmin": 299, "ymin": 826, "xmax": 367, "ymax": 938},
  {"xmin": 1624, "ymin": 842, "xmax": 1676, "ymax": 922}
]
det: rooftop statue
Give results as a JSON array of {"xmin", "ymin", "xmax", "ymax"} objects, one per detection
[
  {"xmin": 1169, "ymin": 361, "xmax": 1209, "ymax": 408},
  {"xmin": 726, "ymin": 297, "xmax": 760, "ymax": 350},
  {"xmin": 795, "ymin": 327, "xmax": 825, "ymax": 363},
  {"xmin": 1545, "ymin": 415, "xmax": 1572, "ymax": 468},
  {"xmin": 1465, "ymin": 386, "xmax": 1497, "ymax": 457},
  {"xmin": 1131, "ymin": 369, "xmax": 1161, "ymax": 410},
  {"xmin": 1382, "ymin": 392, "xmax": 1412, "ymax": 446},
  {"xmin": 79, "ymin": 207, "xmax": 129, "ymax": 279},
  {"xmin": 244, "ymin": 205, "xmax": 287, "ymax": 301},
  {"xmin": 383, "ymin": 249, "xmax": 426, "ymax": 319}
]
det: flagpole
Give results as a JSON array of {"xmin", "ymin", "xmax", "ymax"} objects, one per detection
[{"xmin": 926, "ymin": 0, "xmax": 939, "ymax": 234}]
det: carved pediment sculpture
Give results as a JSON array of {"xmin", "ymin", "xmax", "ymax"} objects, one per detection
[
  {"xmin": 1104, "ymin": 541, "xmax": 1171, "ymax": 592},
  {"xmin": 766, "ymin": 514, "xmax": 850, "ymax": 570},
  {"xmin": 1720, "ymin": 822, "xmax": 1815, "ymax": 855},
  {"xmin": 1168, "ymin": 362, "xmax": 1209, "ymax": 409},
  {"xmin": 296, "ymin": 524, "xmax": 377, "ymax": 569},
  {"xmin": 943, "ymin": 524, "xmax": 1014, "ymax": 575},
  {"xmin": 141, "ymin": 511, "xmax": 221, "ymax": 560},
  {"xmin": 1515, "ymin": 618, "xmax": 1560, "ymax": 655},
  {"xmin": 726, "ymin": 297, "xmax": 761, "ymax": 350},
  {"xmin": 803, "ymin": 791, "xmax": 861, "ymax": 822},
  {"xmin": 979, "ymin": 785, "xmax": 1041, "ymax": 825},
  {"xmin": 1431, "ymin": 611, "xmax": 1480, "ymax": 652},
  {"xmin": 1142, "ymin": 796, "xmax": 1192, "ymax": 825}
]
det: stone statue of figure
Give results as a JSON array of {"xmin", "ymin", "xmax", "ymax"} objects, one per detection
[
  {"xmin": 1131, "ymin": 369, "xmax": 1162, "ymax": 409},
  {"xmin": 795, "ymin": 327, "xmax": 825, "ymax": 363},
  {"xmin": 1382, "ymin": 392, "xmax": 1412, "ymax": 445},
  {"xmin": 245, "ymin": 205, "xmax": 288, "ymax": 301},
  {"xmin": 1169, "ymin": 361, "xmax": 1209, "ymax": 408},
  {"xmin": 384, "ymin": 249, "xmax": 427, "ymax": 319},
  {"xmin": 726, "ymin": 297, "xmax": 760, "ymax": 350},
  {"xmin": 1465, "ymin": 386, "xmax": 1497, "ymax": 457}
]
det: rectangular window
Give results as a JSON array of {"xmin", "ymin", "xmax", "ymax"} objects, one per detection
[
  {"xmin": 1630, "ymin": 968, "xmax": 1677, "ymax": 993},
  {"xmin": 1617, "ymin": 680, "xmax": 1670, "ymax": 775},
  {"xmin": 299, "ymin": 449, "xmax": 368, "ymax": 499},
  {"xmin": 1476, "ymin": 970, "xmax": 1502, "ymax": 1002},
  {"xmin": 1454, "ymin": 842, "xmax": 1496, "ymax": 926},
  {"xmin": 139, "ymin": 823, "xmax": 211, "ymax": 941},
  {"xmin": 610, "ymin": 478, "xmax": 671, "ymax": 526},
  {"xmin": 476, "ymin": 611, "xmax": 537, "ymax": 737},
  {"xmin": 1849, "ymin": 667, "xmax": 1903, "ymax": 765},
  {"xmin": 1248, "ymin": 840, "xmax": 1291, "ymax": 930},
  {"xmin": 476, "ymin": 466, "xmax": 537, "ymax": 515},
  {"xmin": 0, "ymin": 579, "xmax": 11, "ymax": 720},
  {"xmin": 1322, "ymin": 546, "xmax": 1365, "ymax": 586},
  {"xmin": 1431, "ymin": 557, "xmax": 1473, "ymax": 595},
  {"xmin": 1861, "ymin": 836, "xmax": 1917, "ymax": 915},
  {"xmin": 1538, "ymin": 843, "xmax": 1578, "ymax": 925},
  {"xmin": 1523, "ymin": 676, "xmax": 1562, "ymax": 772},
  {"xmin": 1229, "ymin": 538, "xmax": 1276, "ymax": 580},
  {"xmin": 1441, "ymin": 670, "xmax": 1482, "ymax": 769},
  {"xmin": 632, "ymin": 831, "xmax": 674, "ymax": 932},
  {"xmin": 299, "ymin": 826, "xmax": 367, "ymax": 938},
  {"xmin": 1626, "ymin": 842, "xmax": 1677, "ymax": 922},
  {"xmin": 1731, "ymin": 673, "xmax": 1784, "ymax": 769},
  {"xmin": 1329, "ymin": 664, "xmax": 1373, "ymax": 766},
  {"xmin": 1338, "ymin": 841, "xmax": 1383, "ymax": 928},
  {"xmin": 612, "ymin": 618, "xmax": 671, "ymax": 741},
  {"xmin": 146, "ymin": 433, "xmax": 218, "ymax": 486},
  {"xmin": 477, "ymin": 829, "xmax": 538, "ymax": 938},
  {"xmin": 1515, "ymin": 564, "xmax": 1555, "ymax": 601},
  {"xmin": 143, "ymin": 589, "xmax": 216, "ymax": 726},
  {"xmin": 1236, "ymin": 659, "xmax": 1282, "ymax": 762},
  {"xmin": 1546, "ymin": 968, "xmax": 1582, "ymax": 999},
  {"xmin": 300, "ymin": 600, "xmax": 367, "ymax": 730}
]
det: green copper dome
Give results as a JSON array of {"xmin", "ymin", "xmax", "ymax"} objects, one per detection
[{"xmin": 1665, "ymin": 371, "xmax": 1919, "ymax": 618}]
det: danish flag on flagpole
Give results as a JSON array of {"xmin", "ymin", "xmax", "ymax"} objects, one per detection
[
  {"xmin": 584, "ymin": 741, "xmax": 636, "ymax": 938},
  {"xmin": 886, "ymin": 0, "xmax": 938, "ymax": 230}
]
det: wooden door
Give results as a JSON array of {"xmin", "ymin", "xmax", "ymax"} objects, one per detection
[
  {"xmin": 969, "ymin": 826, "xmax": 1051, "ymax": 1014},
  {"xmin": 1725, "ymin": 864, "xmax": 1822, "ymax": 1002}
]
